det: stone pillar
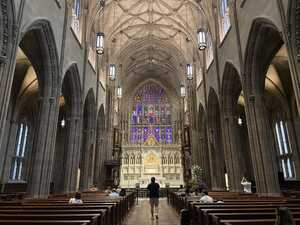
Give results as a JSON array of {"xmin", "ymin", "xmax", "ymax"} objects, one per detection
[
  {"xmin": 94, "ymin": 137, "xmax": 105, "ymax": 188},
  {"xmin": 222, "ymin": 115, "xmax": 243, "ymax": 192},
  {"xmin": 198, "ymin": 135, "xmax": 211, "ymax": 188},
  {"xmin": 0, "ymin": 119, "xmax": 19, "ymax": 188},
  {"xmin": 208, "ymin": 128, "xmax": 226, "ymax": 191},
  {"xmin": 27, "ymin": 96, "xmax": 59, "ymax": 199},
  {"xmin": 62, "ymin": 115, "xmax": 81, "ymax": 193},
  {"xmin": 245, "ymin": 94, "xmax": 280, "ymax": 196},
  {"xmin": 79, "ymin": 129, "xmax": 95, "ymax": 191}
]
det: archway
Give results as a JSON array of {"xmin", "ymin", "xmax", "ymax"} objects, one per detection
[
  {"xmin": 0, "ymin": 20, "xmax": 59, "ymax": 198},
  {"xmin": 197, "ymin": 103, "xmax": 211, "ymax": 188},
  {"xmin": 79, "ymin": 89, "xmax": 96, "ymax": 191},
  {"xmin": 221, "ymin": 63, "xmax": 255, "ymax": 192},
  {"xmin": 94, "ymin": 104, "xmax": 106, "ymax": 188},
  {"xmin": 245, "ymin": 18, "xmax": 300, "ymax": 195},
  {"xmin": 52, "ymin": 65, "xmax": 82, "ymax": 194},
  {"xmin": 207, "ymin": 89, "xmax": 226, "ymax": 191}
]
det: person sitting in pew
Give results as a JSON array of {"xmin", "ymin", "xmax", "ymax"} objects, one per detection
[
  {"xmin": 109, "ymin": 189, "xmax": 120, "ymax": 197},
  {"xmin": 104, "ymin": 186, "xmax": 112, "ymax": 195},
  {"xmin": 119, "ymin": 188, "xmax": 126, "ymax": 197},
  {"xmin": 69, "ymin": 192, "xmax": 83, "ymax": 204},
  {"xmin": 177, "ymin": 185, "xmax": 186, "ymax": 196},
  {"xmin": 199, "ymin": 190, "xmax": 214, "ymax": 203}
]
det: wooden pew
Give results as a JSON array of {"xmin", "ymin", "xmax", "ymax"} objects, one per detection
[
  {"xmin": 220, "ymin": 218, "xmax": 300, "ymax": 225},
  {"xmin": 169, "ymin": 191, "xmax": 300, "ymax": 225},
  {"xmin": 0, "ymin": 220, "xmax": 90, "ymax": 224},
  {"xmin": 0, "ymin": 191, "xmax": 135, "ymax": 225}
]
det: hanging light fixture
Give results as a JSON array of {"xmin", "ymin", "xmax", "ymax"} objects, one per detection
[
  {"xmin": 96, "ymin": 32, "xmax": 105, "ymax": 55},
  {"xmin": 117, "ymin": 86, "xmax": 122, "ymax": 99},
  {"xmin": 180, "ymin": 85, "xmax": 186, "ymax": 98},
  {"xmin": 186, "ymin": 64, "xmax": 193, "ymax": 80},
  {"xmin": 197, "ymin": 28, "xmax": 207, "ymax": 51},
  {"xmin": 109, "ymin": 64, "xmax": 116, "ymax": 81},
  {"xmin": 61, "ymin": 118, "xmax": 66, "ymax": 128}
]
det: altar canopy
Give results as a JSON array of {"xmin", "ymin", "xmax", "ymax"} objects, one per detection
[{"xmin": 120, "ymin": 82, "xmax": 184, "ymax": 188}]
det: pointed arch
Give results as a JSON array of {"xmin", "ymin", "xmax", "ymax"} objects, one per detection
[
  {"xmin": 244, "ymin": 18, "xmax": 283, "ymax": 95},
  {"xmin": 79, "ymin": 89, "xmax": 96, "ymax": 191},
  {"xmin": 94, "ymin": 104, "xmax": 106, "ymax": 188},
  {"xmin": 207, "ymin": 88, "xmax": 226, "ymax": 191},
  {"xmin": 52, "ymin": 64, "xmax": 83, "ymax": 194}
]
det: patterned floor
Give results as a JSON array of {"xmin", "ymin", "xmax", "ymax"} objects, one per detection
[{"xmin": 123, "ymin": 198, "xmax": 180, "ymax": 225}]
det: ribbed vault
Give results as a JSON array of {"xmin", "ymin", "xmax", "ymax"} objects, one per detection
[{"xmin": 93, "ymin": 0, "xmax": 204, "ymax": 95}]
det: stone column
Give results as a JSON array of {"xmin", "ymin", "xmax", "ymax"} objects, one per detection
[
  {"xmin": 27, "ymin": 96, "xmax": 59, "ymax": 199},
  {"xmin": 79, "ymin": 129, "xmax": 94, "ymax": 191},
  {"xmin": 245, "ymin": 94, "xmax": 280, "ymax": 196},
  {"xmin": 208, "ymin": 128, "xmax": 226, "ymax": 191},
  {"xmin": 0, "ymin": 119, "xmax": 19, "ymax": 188},
  {"xmin": 198, "ymin": 135, "xmax": 211, "ymax": 188},
  {"xmin": 222, "ymin": 115, "xmax": 243, "ymax": 192},
  {"xmin": 62, "ymin": 115, "xmax": 81, "ymax": 193}
]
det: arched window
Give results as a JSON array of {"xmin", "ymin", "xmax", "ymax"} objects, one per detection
[
  {"xmin": 275, "ymin": 121, "xmax": 296, "ymax": 179},
  {"xmin": 206, "ymin": 31, "xmax": 214, "ymax": 69},
  {"xmin": 10, "ymin": 123, "xmax": 28, "ymax": 181},
  {"xmin": 130, "ymin": 82, "xmax": 173, "ymax": 144},
  {"xmin": 71, "ymin": 0, "xmax": 82, "ymax": 40},
  {"xmin": 219, "ymin": 0, "xmax": 231, "ymax": 41}
]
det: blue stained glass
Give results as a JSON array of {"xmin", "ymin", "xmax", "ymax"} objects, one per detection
[{"xmin": 130, "ymin": 82, "xmax": 173, "ymax": 144}]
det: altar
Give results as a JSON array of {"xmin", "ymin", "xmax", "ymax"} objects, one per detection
[
  {"xmin": 119, "ymin": 82, "xmax": 184, "ymax": 188},
  {"xmin": 120, "ymin": 136, "xmax": 184, "ymax": 188}
]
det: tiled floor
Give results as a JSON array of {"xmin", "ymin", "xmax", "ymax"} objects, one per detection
[{"xmin": 123, "ymin": 198, "xmax": 180, "ymax": 225}]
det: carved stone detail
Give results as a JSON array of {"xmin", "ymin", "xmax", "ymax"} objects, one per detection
[
  {"xmin": 0, "ymin": 0, "xmax": 9, "ymax": 59},
  {"xmin": 295, "ymin": 0, "xmax": 300, "ymax": 61}
]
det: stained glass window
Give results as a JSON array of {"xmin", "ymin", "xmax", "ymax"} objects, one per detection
[
  {"xmin": 130, "ymin": 82, "xmax": 173, "ymax": 144},
  {"xmin": 10, "ymin": 123, "xmax": 28, "ymax": 181},
  {"xmin": 219, "ymin": 0, "xmax": 231, "ymax": 41},
  {"xmin": 275, "ymin": 121, "xmax": 296, "ymax": 179}
]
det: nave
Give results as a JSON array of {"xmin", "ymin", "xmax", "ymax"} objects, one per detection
[{"xmin": 123, "ymin": 198, "xmax": 180, "ymax": 225}]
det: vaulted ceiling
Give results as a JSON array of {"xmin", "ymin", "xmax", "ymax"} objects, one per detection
[{"xmin": 93, "ymin": 0, "xmax": 206, "ymax": 97}]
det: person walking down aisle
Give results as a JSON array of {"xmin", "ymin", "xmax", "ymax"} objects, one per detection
[{"xmin": 147, "ymin": 177, "xmax": 160, "ymax": 220}]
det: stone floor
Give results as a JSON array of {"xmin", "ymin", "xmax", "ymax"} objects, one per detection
[{"xmin": 123, "ymin": 198, "xmax": 180, "ymax": 225}]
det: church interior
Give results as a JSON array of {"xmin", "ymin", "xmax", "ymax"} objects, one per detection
[{"xmin": 0, "ymin": 0, "xmax": 300, "ymax": 224}]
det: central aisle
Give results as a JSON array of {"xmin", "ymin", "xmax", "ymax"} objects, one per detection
[{"xmin": 123, "ymin": 198, "xmax": 180, "ymax": 225}]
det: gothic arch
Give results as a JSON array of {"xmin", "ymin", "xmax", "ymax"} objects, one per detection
[
  {"xmin": 221, "ymin": 62, "xmax": 255, "ymax": 191},
  {"xmin": 94, "ymin": 104, "xmax": 106, "ymax": 187},
  {"xmin": 79, "ymin": 89, "xmax": 96, "ymax": 191},
  {"xmin": 197, "ymin": 103, "xmax": 211, "ymax": 188},
  {"xmin": 52, "ymin": 64, "xmax": 83, "ymax": 194},
  {"xmin": 0, "ymin": 19, "xmax": 60, "ymax": 198},
  {"xmin": 243, "ymin": 18, "xmax": 288, "ymax": 195},
  {"xmin": 244, "ymin": 18, "xmax": 283, "ymax": 95},
  {"xmin": 207, "ymin": 88, "xmax": 226, "ymax": 191}
]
